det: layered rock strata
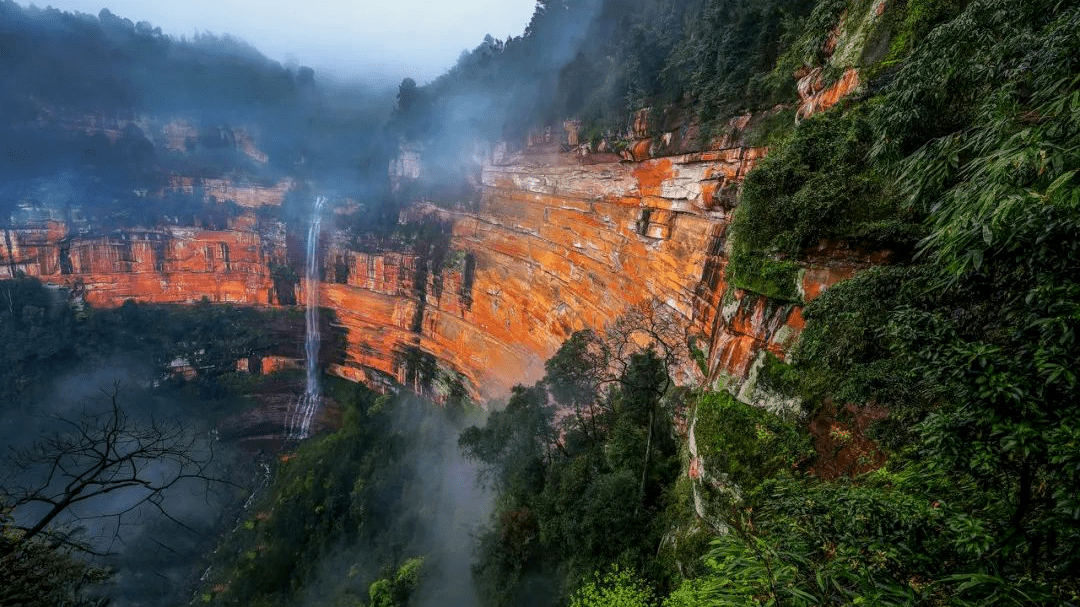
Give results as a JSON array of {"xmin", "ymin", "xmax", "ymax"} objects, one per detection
[
  {"xmin": 1, "ymin": 218, "xmax": 280, "ymax": 306},
  {"xmin": 405, "ymin": 147, "xmax": 868, "ymax": 400},
  {"xmin": 2, "ymin": 138, "xmax": 872, "ymax": 402},
  {"xmin": 4, "ymin": 86, "xmax": 880, "ymax": 403}
]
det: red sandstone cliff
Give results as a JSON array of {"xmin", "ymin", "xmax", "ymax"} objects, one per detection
[
  {"xmin": 2, "ymin": 142, "xmax": 863, "ymax": 403},
  {"xmin": 2, "ymin": 69, "xmax": 869, "ymax": 403},
  {"xmin": 1, "ymin": 219, "xmax": 280, "ymax": 306},
  {"xmin": 376, "ymin": 142, "xmax": 869, "ymax": 401}
]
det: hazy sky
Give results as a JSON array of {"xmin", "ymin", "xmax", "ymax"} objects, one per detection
[{"xmin": 20, "ymin": 0, "xmax": 539, "ymax": 84}]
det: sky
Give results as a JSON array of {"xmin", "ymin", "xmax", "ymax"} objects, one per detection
[{"xmin": 19, "ymin": 0, "xmax": 539, "ymax": 85}]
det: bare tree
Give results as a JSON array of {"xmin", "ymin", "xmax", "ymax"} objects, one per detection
[
  {"xmin": 542, "ymin": 298, "xmax": 691, "ymax": 452},
  {"xmin": 0, "ymin": 386, "xmax": 227, "ymax": 558},
  {"xmin": 602, "ymin": 299, "xmax": 691, "ymax": 508},
  {"xmin": 604, "ymin": 297, "xmax": 690, "ymax": 391}
]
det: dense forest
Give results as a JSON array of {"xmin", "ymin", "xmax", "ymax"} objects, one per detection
[
  {"xmin": 0, "ymin": 278, "xmax": 313, "ymax": 605},
  {"xmin": 399, "ymin": 0, "xmax": 811, "ymax": 139},
  {"xmin": 387, "ymin": 0, "xmax": 1080, "ymax": 604},
  {"xmin": 2, "ymin": 0, "xmax": 1079, "ymax": 605},
  {"xmin": 0, "ymin": 0, "xmax": 398, "ymax": 230}
]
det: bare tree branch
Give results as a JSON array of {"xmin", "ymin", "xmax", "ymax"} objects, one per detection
[
  {"xmin": 0, "ymin": 385, "xmax": 236, "ymax": 557},
  {"xmin": 603, "ymin": 298, "xmax": 689, "ymax": 392}
]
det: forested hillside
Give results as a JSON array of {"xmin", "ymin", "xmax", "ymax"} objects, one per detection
[
  {"xmin": 1, "ymin": 0, "xmax": 1078, "ymax": 605},
  {"xmin": 400, "ymin": 0, "xmax": 814, "ymax": 141},
  {"xmin": 0, "ymin": 0, "xmax": 396, "ymax": 228},
  {"xmin": 422, "ymin": 0, "xmax": 1080, "ymax": 604}
]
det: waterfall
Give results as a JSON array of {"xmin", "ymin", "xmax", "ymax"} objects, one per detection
[{"xmin": 288, "ymin": 196, "xmax": 326, "ymax": 439}]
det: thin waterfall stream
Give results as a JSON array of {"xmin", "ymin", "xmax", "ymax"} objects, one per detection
[{"xmin": 287, "ymin": 196, "xmax": 326, "ymax": 439}]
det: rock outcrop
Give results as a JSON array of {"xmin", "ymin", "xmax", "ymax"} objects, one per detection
[
  {"xmin": 3, "ymin": 79, "xmax": 871, "ymax": 403},
  {"xmin": 164, "ymin": 176, "xmax": 296, "ymax": 208},
  {"xmin": 1, "ymin": 218, "xmax": 280, "ymax": 306},
  {"xmin": 2, "ymin": 142, "xmax": 869, "ymax": 403},
  {"xmin": 384, "ymin": 144, "xmax": 869, "ymax": 401}
]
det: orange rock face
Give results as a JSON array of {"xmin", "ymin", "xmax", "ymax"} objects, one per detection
[
  {"xmin": 797, "ymin": 67, "xmax": 861, "ymax": 120},
  {"xmin": 2, "ymin": 142, "xmax": 870, "ymax": 404},
  {"xmin": 1, "ymin": 219, "xmax": 279, "ymax": 307},
  {"xmin": 326, "ymin": 144, "xmax": 869, "ymax": 401}
]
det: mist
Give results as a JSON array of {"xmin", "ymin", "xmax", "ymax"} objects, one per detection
[
  {"xmin": 0, "ymin": 361, "xmax": 257, "ymax": 606},
  {"xmin": 1, "ymin": 0, "xmax": 403, "ymax": 237},
  {"xmin": 3, "ymin": 0, "xmax": 680, "ymax": 605},
  {"xmin": 294, "ymin": 396, "xmax": 493, "ymax": 607},
  {"xmin": 16, "ymin": 0, "xmax": 539, "ymax": 85}
]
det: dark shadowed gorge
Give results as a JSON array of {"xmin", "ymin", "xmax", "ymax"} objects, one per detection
[{"xmin": 2, "ymin": 0, "xmax": 1079, "ymax": 605}]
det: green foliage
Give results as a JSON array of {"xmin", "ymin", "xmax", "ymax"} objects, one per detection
[
  {"xmin": 208, "ymin": 386, "xmax": 386, "ymax": 604},
  {"xmin": 0, "ymin": 529, "xmax": 110, "ymax": 607},
  {"xmin": 725, "ymin": 105, "xmax": 921, "ymax": 298},
  {"xmin": 410, "ymin": 0, "xmax": 819, "ymax": 148},
  {"xmin": 813, "ymin": 6, "xmax": 1080, "ymax": 589},
  {"xmin": 725, "ymin": 249, "xmax": 802, "ymax": 301},
  {"xmin": 693, "ymin": 392, "xmax": 811, "ymax": 492},
  {"xmin": 367, "ymin": 557, "xmax": 425, "ymax": 607},
  {"xmin": 543, "ymin": 329, "xmax": 607, "ymax": 408},
  {"xmin": 0, "ymin": 279, "xmax": 79, "ymax": 402},
  {"xmin": 792, "ymin": 265, "xmax": 931, "ymax": 415},
  {"xmin": 870, "ymin": 0, "xmax": 1078, "ymax": 163},
  {"xmin": 733, "ymin": 108, "xmax": 913, "ymax": 258},
  {"xmin": 882, "ymin": 0, "xmax": 967, "ymax": 64},
  {"xmin": 654, "ymin": 477, "xmax": 714, "ymax": 584},
  {"xmin": 664, "ymin": 533, "xmax": 818, "ymax": 607},
  {"xmin": 711, "ymin": 0, "xmax": 1080, "ymax": 602},
  {"xmin": 672, "ymin": 460, "xmax": 1073, "ymax": 604},
  {"xmin": 904, "ymin": 82, "xmax": 1080, "ymax": 284},
  {"xmin": 674, "ymin": 0, "xmax": 814, "ymax": 122},
  {"xmin": 787, "ymin": 0, "xmax": 847, "ymax": 66},
  {"xmin": 463, "ymin": 345, "xmax": 678, "ymax": 606},
  {"xmin": 755, "ymin": 351, "xmax": 800, "ymax": 398},
  {"xmin": 687, "ymin": 337, "xmax": 709, "ymax": 375},
  {"xmin": 459, "ymin": 384, "xmax": 555, "ymax": 500},
  {"xmin": 570, "ymin": 565, "xmax": 655, "ymax": 607},
  {"xmin": 668, "ymin": 469, "xmax": 945, "ymax": 606},
  {"xmin": 201, "ymin": 386, "xmax": 468, "ymax": 606},
  {"xmin": 741, "ymin": 106, "xmax": 798, "ymax": 147},
  {"xmin": 0, "ymin": 278, "xmax": 287, "ymax": 406}
]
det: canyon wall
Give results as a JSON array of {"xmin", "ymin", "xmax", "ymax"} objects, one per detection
[
  {"xmin": 1, "ymin": 218, "xmax": 281, "ymax": 306},
  {"xmin": 370, "ymin": 140, "xmax": 869, "ymax": 401},
  {"xmin": 2, "ymin": 72, "xmax": 869, "ymax": 403},
  {"xmin": 3, "ymin": 138, "xmax": 864, "ymax": 403}
]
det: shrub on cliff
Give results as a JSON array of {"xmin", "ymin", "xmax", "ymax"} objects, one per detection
[
  {"xmin": 719, "ymin": 0, "xmax": 1080, "ymax": 601},
  {"xmin": 0, "ymin": 529, "xmax": 110, "ymax": 607},
  {"xmin": 570, "ymin": 565, "xmax": 655, "ymax": 607}
]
